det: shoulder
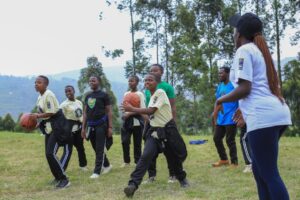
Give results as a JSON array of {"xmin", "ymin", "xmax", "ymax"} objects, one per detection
[
  {"xmin": 160, "ymin": 81, "xmax": 173, "ymax": 89},
  {"xmin": 44, "ymin": 90, "xmax": 58, "ymax": 101},
  {"xmin": 75, "ymin": 99, "xmax": 83, "ymax": 105},
  {"xmin": 155, "ymin": 89, "xmax": 167, "ymax": 97},
  {"xmin": 124, "ymin": 91, "xmax": 130, "ymax": 96},
  {"xmin": 60, "ymin": 99, "xmax": 68, "ymax": 107},
  {"xmin": 45, "ymin": 90, "xmax": 56, "ymax": 97}
]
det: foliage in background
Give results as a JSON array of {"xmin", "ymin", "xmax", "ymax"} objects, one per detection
[{"xmin": 78, "ymin": 56, "xmax": 121, "ymax": 132}]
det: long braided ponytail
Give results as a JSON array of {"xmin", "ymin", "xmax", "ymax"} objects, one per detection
[{"xmin": 253, "ymin": 33, "xmax": 284, "ymax": 103}]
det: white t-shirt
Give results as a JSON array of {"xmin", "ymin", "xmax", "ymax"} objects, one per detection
[
  {"xmin": 231, "ymin": 43, "xmax": 291, "ymax": 132},
  {"xmin": 124, "ymin": 91, "xmax": 146, "ymax": 126},
  {"xmin": 148, "ymin": 89, "xmax": 172, "ymax": 127}
]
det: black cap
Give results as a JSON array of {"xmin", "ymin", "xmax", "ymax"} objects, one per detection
[{"xmin": 229, "ymin": 12, "xmax": 263, "ymax": 39}]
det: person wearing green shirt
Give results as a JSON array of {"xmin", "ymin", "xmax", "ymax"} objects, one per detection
[{"xmin": 143, "ymin": 64, "xmax": 177, "ymax": 184}]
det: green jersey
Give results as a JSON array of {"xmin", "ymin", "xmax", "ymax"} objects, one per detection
[{"xmin": 145, "ymin": 81, "xmax": 175, "ymax": 107}]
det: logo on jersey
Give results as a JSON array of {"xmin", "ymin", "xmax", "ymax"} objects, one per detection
[
  {"xmin": 75, "ymin": 108, "xmax": 83, "ymax": 118},
  {"xmin": 87, "ymin": 98, "xmax": 96, "ymax": 109},
  {"xmin": 153, "ymin": 96, "xmax": 158, "ymax": 104},
  {"xmin": 47, "ymin": 101, "xmax": 51, "ymax": 109},
  {"xmin": 239, "ymin": 58, "xmax": 244, "ymax": 70}
]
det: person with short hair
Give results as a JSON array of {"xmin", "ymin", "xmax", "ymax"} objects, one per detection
[
  {"xmin": 81, "ymin": 75, "xmax": 113, "ymax": 179},
  {"xmin": 121, "ymin": 75, "xmax": 146, "ymax": 167},
  {"xmin": 122, "ymin": 73, "xmax": 189, "ymax": 198},
  {"xmin": 60, "ymin": 85, "xmax": 87, "ymax": 171},
  {"xmin": 212, "ymin": 67, "xmax": 239, "ymax": 167},
  {"xmin": 216, "ymin": 13, "xmax": 292, "ymax": 200},
  {"xmin": 144, "ymin": 64, "xmax": 177, "ymax": 184},
  {"xmin": 32, "ymin": 75, "xmax": 72, "ymax": 189}
]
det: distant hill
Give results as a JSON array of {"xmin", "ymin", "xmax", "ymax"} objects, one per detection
[
  {"xmin": 49, "ymin": 65, "xmax": 127, "ymax": 83},
  {"xmin": 0, "ymin": 67, "xmax": 128, "ymax": 119}
]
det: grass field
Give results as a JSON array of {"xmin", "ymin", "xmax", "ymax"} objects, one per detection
[{"xmin": 0, "ymin": 131, "xmax": 299, "ymax": 200}]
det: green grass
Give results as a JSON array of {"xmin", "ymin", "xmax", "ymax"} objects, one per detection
[{"xmin": 0, "ymin": 131, "xmax": 299, "ymax": 200}]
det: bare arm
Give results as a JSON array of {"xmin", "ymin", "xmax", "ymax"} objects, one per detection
[
  {"xmin": 122, "ymin": 103, "xmax": 157, "ymax": 115},
  {"xmin": 81, "ymin": 105, "xmax": 87, "ymax": 139},
  {"xmin": 217, "ymin": 79, "xmax": 251, "ymax": 105},
  {"xmin": 169, "ymin": 98, "xmax": 176, "ymax": 121},
  {"xmin": 34, "ymin": 113, "xmax": 54, "ymax": 119},
  {"xmin": 106, "ymin": 105, "xmax": 113, "ymax": 137}
]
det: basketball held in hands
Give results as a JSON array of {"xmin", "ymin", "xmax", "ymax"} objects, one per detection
[
  {"xmin": 123, "ymin": 92, "xmax": 140, "ymax": 108},
  {"xmin": 20, "ymin": 113, "xmax": 37, "ymax": 131}
]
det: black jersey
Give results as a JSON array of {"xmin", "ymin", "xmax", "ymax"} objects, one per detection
[{"xmin": 84, "ymin": 90, "xmax": 111, "ymax": 121}]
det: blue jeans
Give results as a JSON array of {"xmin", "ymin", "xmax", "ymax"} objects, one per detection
[{"xmin": 248, "ymin": 126, "xmax": 289, "ymax": 200}]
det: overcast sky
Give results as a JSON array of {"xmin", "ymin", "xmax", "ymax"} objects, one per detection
[{"xmin": 0, "ymin": 0, "xmax": 299, "ymax": 76}]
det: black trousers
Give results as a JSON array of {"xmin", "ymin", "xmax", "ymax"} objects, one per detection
[
  {"xmin": 45, "ymin": 134, "xmax": 72, "ymax": 180},
  {"xmin": 129, "ymin": 136, "xmax": 186, "ymax": 188},
  {"xmin": 240, "ymin": 125, "xmax": 252, "ymax": 165},
  {"xmin": 72, "ymin": 130, "xmax": 87, "ymax": 167},
  {"xmin": 213, "ymin": 125, "xmax": 238, "ymax": 164},
  {"xmin": 122, "ymin": 126, "xmax": 142, "ymax": 164},
  {"xmin": 147, "ymin": 150, "xmax": 175, "ymax": 177},
  {"xmin": 89, "ymin": 124, "xmax": 110, "ymax": 174}
]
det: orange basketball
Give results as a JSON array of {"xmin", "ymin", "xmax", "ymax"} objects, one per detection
[
  {"xmin": 123, "ymin": 92, "xmax": 140, "ymax": 108},
  {"xmin": 20, "ymin": 113, "xmax": 37, "ymax": 131}
]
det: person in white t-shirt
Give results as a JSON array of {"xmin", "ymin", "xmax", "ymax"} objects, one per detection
[
  {"xmin": 121, "ymin": 75, "xmax": 146, "ymax": 167},
  {"xmin": 216, "ymin": 13, "xmax": 291, "ymax": 200},
  {"xmin": 122, "ymin": 73, "xmax": 189, "ymax": 197}
]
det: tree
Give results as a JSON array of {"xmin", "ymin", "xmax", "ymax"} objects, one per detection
[
  {"xmin": 0, "ymin": 116, "xmax": 3, "ymax": 131},
  {"xmin": 78, "ymin": 56, "xmax": 121, "ymax": 132},
  {"xmin": 282, "ymin": 53, "xmax": 300, "ymax": 136},
  {"xmin": 2, "ymin": 113, "xmax": 16, "ymax": 131}
]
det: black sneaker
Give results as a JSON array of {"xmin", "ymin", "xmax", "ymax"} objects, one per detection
[
  {"xmin": 124, "ymin": 184, "xmax": 137, "ymax": 197},
  {"xmin": 56, "ymin": 179, "xmax": 71, "ymax": 189},
  {"xmin": 179, "ymin": 178, "xmax": 190, "ymax": 188}
]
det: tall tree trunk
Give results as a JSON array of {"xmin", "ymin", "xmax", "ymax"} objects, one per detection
[
  {"xmin": 274, "ymin": 0, "xmax": 282, "ymax": 89},
  {"xmin": 129, "ymin": 0, "xmax": 136, "ymax": 74},
  {"xmin": 154, "ymin": 15, "xmax": 159, "ymax": 64},
  {"xmin": 164, "ymin": 14, "xmax": 169, "ymax": 83},
  {"xmin": 193, "ymin": 91, "xmax": 198, "ymax": 133}
]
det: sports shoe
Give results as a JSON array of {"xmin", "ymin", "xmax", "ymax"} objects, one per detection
[
  {"xmin": 179, "ymin": 178, "xmax": 190, "ymax": 188},
  {"xmin": 90, "ymin": 173, "xmax": 100, "ymax": 179},
  {"xmin": 124, "ymin": 184, "xmax": 137, "ymax": 197},
  {"xmin": 167, "ymin": 176, "xmax": 177, "ymax": 183},
  {"xmin": 102, "ymin": 165, "xmax": 112, "ymax": 174},
  {"xmin": 120, "ymin": 163, "xmax": 130, "ymax": 168},
  {"xmin": 142, "ymin": 176, "xmax": 155, "ymax": 184},
  {"xmin": 80, "ymin": 166, "xmax": 88, "ymax": 171},
  {"xmin": 243, "ymin": 164, "xmax": 252, "ymax": 173},
  {"xmin": 229, "ymin": 163, "xmax": 239, "ymax": 169},
  {"xmin": 212, "ymin": 160, "xmax": 229, "ymax": 167},
  {"xmin": 56, "ymin": 179, "xmax": 70, "ymax": 189}
]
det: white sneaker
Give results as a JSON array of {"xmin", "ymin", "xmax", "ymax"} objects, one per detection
[
  {"xmin": 90, "ymin": 173, "xmax": 100, "ymax": 179},
  {"xmin": 102, "ymin": 165, "xmax": 112, "ymax": 174},
  {"xmin": 142, "ymin": 176, "xmax": 155, "ymax": 184},
  {"xmin": 80, "ymin": 166, "xmax": 88, "ymax": 171},
  {"xmin": 120, "ymin": 163, "xmax": 130, "ymax": 168},
  {"xmin": 243, "ymin": 164, "xmax": 252, "ymax": 173},
  {"xmin": 167, "ymin": 176, "xmax": 177, "ymax": 183}
]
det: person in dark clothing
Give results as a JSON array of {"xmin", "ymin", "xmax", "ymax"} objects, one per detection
[
  {"xmin": 33, "ymin": 75, "xmax": 72, "ymax": 189},
  {"xmin": 81, "ymin": 75, "xmax": 113, "ymax": 179},
  {"xmin": 121, "ymin": 75, "xmax": 146, "ymax": 167},
  {"xmin": 122, "ymin": 73, "xmax": 189, "ymax": 198}
]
